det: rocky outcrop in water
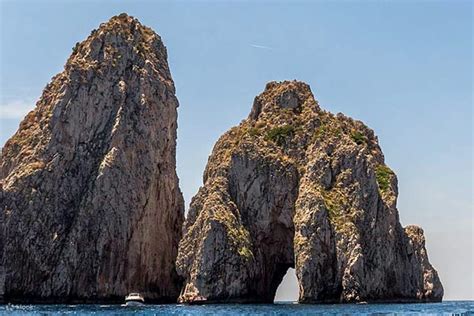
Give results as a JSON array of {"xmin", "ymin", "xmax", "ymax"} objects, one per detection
[
  {"xmin": 176, "ymin": 81, "xmax": 443, "ymax": 303},
  {"xmin": 0, "ymin": 14, "xmax": 184, "ymax": 303}
]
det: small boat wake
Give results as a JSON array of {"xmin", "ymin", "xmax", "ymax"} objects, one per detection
[{"xmin": 124, "ymin": 293, "xmax": 145, "ymax": 307}]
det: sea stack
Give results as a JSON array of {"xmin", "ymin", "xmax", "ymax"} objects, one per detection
[
  {"xmin": 0, "ymin": 14, "xmax": 184, "ymax": 303},
  {"xmin": 176, "ymin": 81, "xmax": 443, "ymax": 303}
]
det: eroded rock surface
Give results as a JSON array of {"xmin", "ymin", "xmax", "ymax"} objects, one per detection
[
  {"xmin": 176, "ymin": 81, "xmax": 443, "ymax": 303},
  {"xmin": 0, "ymin": 14, "xmax": 184, "ymax": 303}
]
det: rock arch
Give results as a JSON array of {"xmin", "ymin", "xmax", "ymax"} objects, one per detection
[{"xmin": 176, "ymin": 81, "xmax": 443, "ymax": 304}]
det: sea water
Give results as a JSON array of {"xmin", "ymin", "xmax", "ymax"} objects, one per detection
[{"xmin": 1, "ymin": 301, "xmax": 473, "ymax": 315}]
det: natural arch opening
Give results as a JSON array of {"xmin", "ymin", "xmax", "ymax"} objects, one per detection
[{"xmin": 274, "ymin": 268, "xmax": 299, "ymax": 302}]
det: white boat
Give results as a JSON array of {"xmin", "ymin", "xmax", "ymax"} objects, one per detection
[{"xmin": 125, "ymin": 293, "xmax": 145, "ymax": 306}]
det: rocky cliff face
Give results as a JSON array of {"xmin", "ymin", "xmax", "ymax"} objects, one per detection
[
  {"xmin": 176, "ymin": 81, "xmax": 443, "ymax": 303},
  {"xmin": 0, "ymin": 14, "xmax": 184, "ymax": 303}
]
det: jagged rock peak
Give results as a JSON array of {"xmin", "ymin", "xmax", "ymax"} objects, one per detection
[
  {"xmin": 70, "ymin": 13, "xmax": 165, "ymax": 61},
  {"xmin": 0, "ymin": 14, "xmax": 183, "ymax": 303},
  {"xmin": 63, "ymin": 13, "xmax": 173, "ymax": 90},
  {"xmin": 249, "ymin": 80, "xmax": 319, "ymax": 120}
]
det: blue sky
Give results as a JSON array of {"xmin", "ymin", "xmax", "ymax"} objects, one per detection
[{"xmin": 0, "ymin": 0, "xmax": 472, "ymax": 301}]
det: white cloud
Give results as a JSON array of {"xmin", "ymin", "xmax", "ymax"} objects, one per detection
[{"xmin": 0, "ymin": 99, "xmax": 35, "ymax": 119}]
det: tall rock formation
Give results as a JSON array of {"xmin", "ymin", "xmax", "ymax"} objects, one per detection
[
  {"xmin": 0, "ymin": 14, "xmax": 184, "ymax": 303},
  {"xmin": 176, "ymin": 81, "xmax": 443, "ymax": 303}
]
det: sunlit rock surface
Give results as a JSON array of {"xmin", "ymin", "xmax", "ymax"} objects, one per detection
[
  {"xmin": 176, "ymin": 81, "xmax": 443, "ymax": 304},
  {"xmin": 0, "ymin": 14, "xmax": 184, "ymax": 303}
]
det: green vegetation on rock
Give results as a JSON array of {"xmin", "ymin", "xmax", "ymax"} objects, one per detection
[
  {"xmin": 72, "ymin": 42, "xmax": 80, "ymax": 54},
  {"xmin": 321, "ymin": 190, "xmax": 342, "ymax": 224},
  {"xmin": 238, "ymin": 246, "xmax": 254, "ymax": 261},
  {"xmin": 312, "ymin": 119, "xmax": 343, "ymax": 143},
  {"xmin": 312, "ymin": 124, "xmax": 327, "ymax": 142},
  {"xmin": 248, "ymin": 127, "xmax": 261, "ymax": 137},
  {"xmin": 351, "ymin": 131, "xmax": 366, "ymax": 145},
  {"xmin": 325, "ymin": 199, "xmax": 339, "ymax": 220},
  {"xmin": 265, "ymin": 124, "xmax": 295, "ymax": 146},
  {"xmin": 213, "ymin": 209, "xmax": 253, "ymax": 262},
  {"xmin": 375, "ymin": 165, "xmax": 393, "ymax": 192}
]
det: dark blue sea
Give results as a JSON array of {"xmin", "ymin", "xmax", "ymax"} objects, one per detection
[{"xmin": 1, "ymin": 301, "xmax": 473, "ymax": 315}]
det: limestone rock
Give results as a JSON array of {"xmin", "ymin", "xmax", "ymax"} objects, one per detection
[
  {"xmin": 0, "ymin": 14, "xmax": 184, "ymax": 303},
  {"xmin": 176, "ymin": 81, "xmax": 443, "ymax": 303}
]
